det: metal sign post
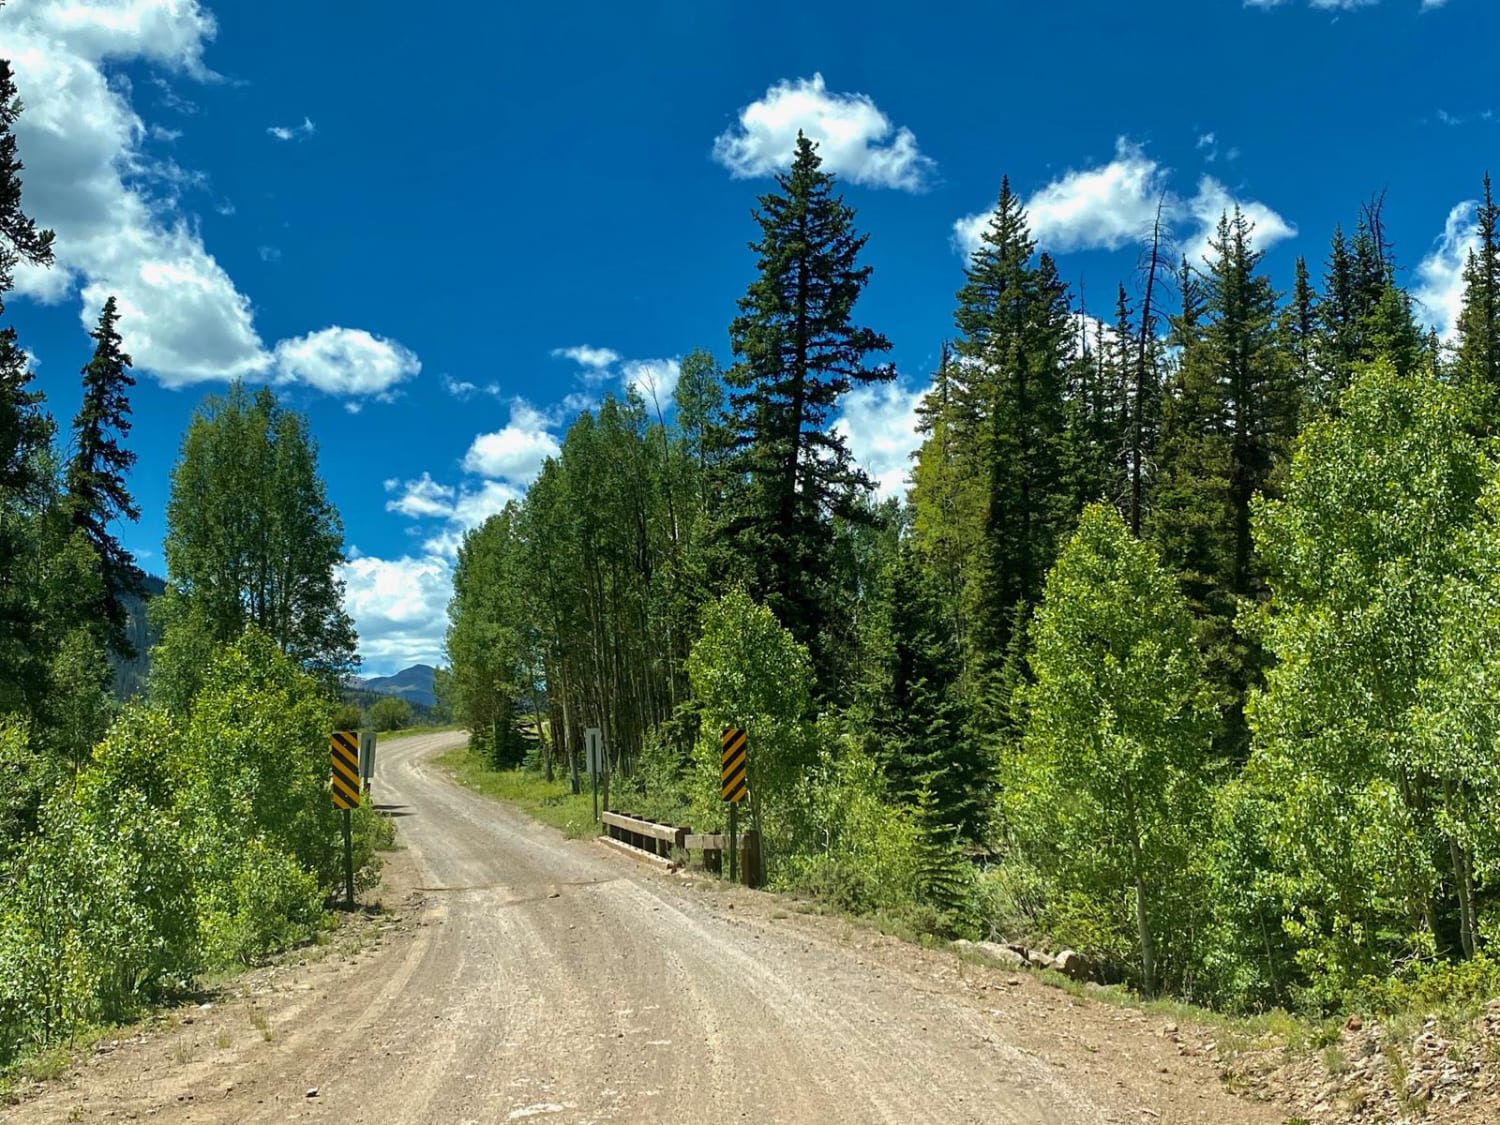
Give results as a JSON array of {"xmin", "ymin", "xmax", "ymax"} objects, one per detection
[
  {"xmin": 330, "ymin": 731, "xmax": 361, "ymax": 909},
  {"xmin": 720, "ymin": 727, "xmax": 748, "ymax": 884},
  {"xmin": 585, "ymin": 726, "xmax": 602, "ymax": 823},
  {"xmin": 358, "ymin": 730, "xmax": 377, "ymax": 794}
]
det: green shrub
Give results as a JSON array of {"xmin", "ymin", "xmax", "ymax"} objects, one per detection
[
  {"xmin": 367, "ymin": 695, "xmax": 412, "ymax": 732},
  {"xmin": 0, "ymin": 707, "xmax": 196, "ymax": 1065},
  {"xmin": 785, "ymin": 855, "xmax": 880, "ymax": 913},
  {"xmin": 200, "ymin": 838, "xmax": 322, "ymax": 965},
  {"xmin": 974, "ymin": 856, "xmax": 1049, "ymax": 944},
  {"xmin": 1356, "ymin": 953, "xmax": 1500, "ymax": 1017}
]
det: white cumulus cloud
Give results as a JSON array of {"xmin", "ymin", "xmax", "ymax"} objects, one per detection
[
  {"xmin": 953, "ymin": 139, "xmax": 1295, "ymax": 266},
  {"xmin": 384, "ymin": 473, "xmax": 455, "ymax": 520},
  {"xmin": 624, "ymin": 358, "xmax": 681, "ymax": 409},
  {"xmin": 1415, "ymin": 200, "xmax": 1479, "ymax": 342},
  {"xmin": 713, "ymin": 73, "xmax": 933, "ymax": 192},
  {"xmin": 274, "ymin": 327, "xmax": 421, "ymax": 397},
  {"xmin": 551, "ymin": 344, "xmax": 620, "ymax": 369},
  {"xmin": 340, "ymin": 553, "xmax": 452, "ymax": 672},
  {"xmin": 0, "ymin": 0, "xmax": 415, "ymax": 394},
  {"xmin": 461, "ymin": 400, "xmax": 561, "ymax": 483},
  {"xmin": 834, "ymin": 379, "xmax": 929, "ymax": 500},
  {"xmin": 1017, "ymin": 139, "xmax": 1167, "ymax": 253}
]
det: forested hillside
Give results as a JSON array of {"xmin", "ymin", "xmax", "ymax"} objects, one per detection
[
  {"xmin": 446, "ymin": 135, "xmax": 1500, "ymax": 1014},
  {"xmin": 0, "ymin": 63, "xmax": 381, "ymax": 1071}
]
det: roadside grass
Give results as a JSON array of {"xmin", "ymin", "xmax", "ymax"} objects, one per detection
[
  {"xmin": 0, "ymin": 1023, "xmax": 123, "ymax": 1103},
  {"xmin": 436, "ymin": 747, "xmax": 598, "ymax": 839},
  {"xmin": 378, "ymin": 722, "xmax": 462, "ymax": 739},
  {"xmin": 1028, "ymin": 968, "xmax": 1325, "ymax": 1054}
]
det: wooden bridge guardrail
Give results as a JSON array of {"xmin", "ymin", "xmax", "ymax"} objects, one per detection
[{"xmin": 598, "ymin": 811, "xmax": 762, "ymax": 887}]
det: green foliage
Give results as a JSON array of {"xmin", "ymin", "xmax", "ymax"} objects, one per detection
[
  {"xmin": 721, "ymin": 134, "xmax": 895, "ymax": 698},
  {"xmin": 0, "ymin": 632, "xmax": 382, "ymax": 1067},
  {"xmin": 366, "ymin": 694, "xmax": 413, "ymax": 732},
  {"xmin": 1012, "ymin": 504, "xmax": 1216, "ymax": 995},
  {"xmin": 0, "ymin": 706, "xmax": 196, "ymax": 1064},
  {"xmin": 1152, "ymin": 208, "xmax": 1296, "ymax": 761},
  {"xmin": 163, "ymin": 383, "xmax": 356, "ymax": 692},
  {"xmin": 780, "ymin": 722, "xmax": 919, "ymax": 915},
  {"xmin": 1246, "ymin": 360, "xmax": 1488, "ymax": 1004},
  {"xmin": 869, "ymin": 545, "xmax": 987, "ymax": 840},
  {"xmin": 331, "ymin": 701, "xmax": 364, "ymax": 732},
  {"xmin": 174, "ymin": 632, "xmax": 344, "ymax": 961},
  {"xmin": 1356, "ymin": 953, "xmax": 1500, "ymax": 1018},
  {"xmin": 684, "ymin": 588, "xmax": 814, "ymax": 857}
]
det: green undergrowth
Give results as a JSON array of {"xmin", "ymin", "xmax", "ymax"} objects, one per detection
[
  {"xmin": 0, "ymin": 876, "xmax": 400, "ymax": 1105},
  {"xmin": 436, "ymin": 748, "xmax": 598, "ymax": 838}
]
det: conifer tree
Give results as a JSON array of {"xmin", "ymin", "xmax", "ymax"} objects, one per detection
[
  {"xmin": 1283, "ymin": 257, "xmax": 1319, "ymax": 411},
  {"xmin": 65, "ymin": 297, "xmax": 144, "ymax": 657},
  {"xmin": 910, "ymin": 344, "xmax": 971, "ymax": 662},
  {"xmin": 1456, "ymin": 174, "xmax": 1500, "ymax": 411},
  {"xmin": 1151, "ymin": 209, "xmax": 1292, "ymax": 758},
  {"xmin": 873, "ymin": 546, "xmax": 985, "ymax": 839},
  {"xmin": 1317, "ymin": 204, "xmax": 1427, "ymax": 386},
  {"xmin": 721, "ymin": 134, "xmax": 895, "ymax": 697},
  {"xmin": 913, "ymin": 178, "xmax": 1071, "ymax": 700},
  {"xmin": 0, "ymin": 58, "xmax": 57, "ymax": 718}
]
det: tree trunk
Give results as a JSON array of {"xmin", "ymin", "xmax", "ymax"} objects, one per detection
[{"xmin": 1124, "ymin": 793, "xmax": 1157, "ymax": 996}]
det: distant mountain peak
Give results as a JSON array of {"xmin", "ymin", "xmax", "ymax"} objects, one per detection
[{"xmin": 357, "ymin": 664, "xmax": 437, "ymax": 708}]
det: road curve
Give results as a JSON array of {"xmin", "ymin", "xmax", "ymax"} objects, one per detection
[{"xmin": 5, "ymin": 731, "xmax": 1285, "ymax": 1124}]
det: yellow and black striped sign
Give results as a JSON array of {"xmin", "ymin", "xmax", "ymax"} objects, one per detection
[
  {"xmin": 330, "ymin": 731, "xmax": 361, "ymax": 810},
  {"xmin": 720, "ymin": 726, "xmax": 748, "ymax": 803}
]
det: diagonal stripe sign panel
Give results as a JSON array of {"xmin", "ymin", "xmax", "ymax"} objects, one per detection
[
  {"xmin": 720, "ymin": 726, "xmax": 748, "ymax": 803},
  {"xmin": 331, "ymin": 731, "xmax": 361, "ymax": 809}
]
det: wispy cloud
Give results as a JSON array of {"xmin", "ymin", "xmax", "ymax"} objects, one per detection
[
  {"xmin": 1415, "ymin": 200, "xmax": 1479, "ymax": 342},
  {"xmin": 267, "ymin": 116, "xmax": 316, "ymax": 141}
]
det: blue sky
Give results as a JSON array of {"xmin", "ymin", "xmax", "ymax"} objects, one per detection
[{"xmin": 0, "ymin": 0, "xmax": 1492, "ymax": 673}]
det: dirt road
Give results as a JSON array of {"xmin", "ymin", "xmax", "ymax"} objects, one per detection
[{"xmin": 6, "ymin": 731, "xmax": 1289, "ymax": 1124}]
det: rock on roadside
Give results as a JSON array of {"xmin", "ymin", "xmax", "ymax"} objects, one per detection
[{"xmin": 951, "ymin": 940, "xmax": 1030, "ymax": 969}]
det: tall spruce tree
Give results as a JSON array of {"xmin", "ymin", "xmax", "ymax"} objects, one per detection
[
  {"xmin": 65, "ymin": 297, "xmax": 144, "ymax": 657},
  {"xmin": 0, "ymin": 58, "xmax": 57, "ymax": 719},
  {"xmin": 912, "ymin": 178, "xmax": 1072, "ymax": 710},
  {"xmin": 1151, "ymin": 209, "xmax": 1292, "ymax": 758},
  {"xmin": 721, "ymin": 134, "xmax": 895, "ymax": 698},
  {"xmin": 1456, "ymin": 174, "xmax": 1500, "ymax": 411},
  {"xmin": 1282, "ymin": 257, "xmax": 1319, "ymax": 408}
]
